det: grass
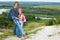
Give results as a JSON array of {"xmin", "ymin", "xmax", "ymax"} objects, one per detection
[
  {"xmin": 39, "ymin": 5, "xmax": 60, "ymax": 10},
  {"xmin": 0, "ymin": 18, "xmax": 60, "ymax": 40},
  {"xmin": 0, "ymin": 5, "xmax": 60, "ymax": 40},
  {"xmin": 0, "ymin": 13, "xmax": 49, "ymax": 40},
  {"xmin": 0, "ymin": 20, "xmax": 46, "ymax": 40},
  {"xmin": 24, "ymin": 20, "xmax": 47, "ymax": 31},
  {"xmin": 0, "ymin": 29, "xmax": 13, "ymax": 40}
]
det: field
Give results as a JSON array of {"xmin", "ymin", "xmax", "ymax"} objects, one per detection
[{"xmin": 39, "ymin": 5, "xmax": 60, "ymax": 10}]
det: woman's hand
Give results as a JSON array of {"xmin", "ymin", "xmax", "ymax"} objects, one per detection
[
  {"xmin": 19, "ymin": 17, "xmax": 22, "ymax": 21},
  {"xmin": 15, "ymin": 17, "xmax": 19, "ymax": 19}
]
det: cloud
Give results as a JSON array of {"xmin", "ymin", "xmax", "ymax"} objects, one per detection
[{"xmin": 0, "ymin": 0, "xmax": 60, "ymax": 2}]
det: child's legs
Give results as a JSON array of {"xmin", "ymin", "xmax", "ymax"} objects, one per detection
[{"xmin": 19, "ymin": 21, "xmax": 25, "ymax": 35}]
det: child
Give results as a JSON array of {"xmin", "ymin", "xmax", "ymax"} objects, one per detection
[
  {"xmin": 18, "ymin": 8, "xmax": 26, "ymax": 38},
  {"xmin": 18, "ymin": 8, "xmax": 26, "ymax": 23}
]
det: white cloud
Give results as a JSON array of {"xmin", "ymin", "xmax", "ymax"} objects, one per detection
[
  {"xmin": 0, "ymin": 0, "xmax": 60, "ymax": 2},
  {"xmin": 41, "ymin": 0, "xmax": 60, "ymax": 2}
]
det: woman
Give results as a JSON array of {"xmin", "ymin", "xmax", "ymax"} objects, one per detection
[{"xmin": 10, "ymin": 1, "xmax": 26, "ymax": 38}]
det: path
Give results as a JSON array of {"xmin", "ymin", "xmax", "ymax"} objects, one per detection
[{"xmin": 3, "ymin": 25, "xmax": 60, "ymax": 40}]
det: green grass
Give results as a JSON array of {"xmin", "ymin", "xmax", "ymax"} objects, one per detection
[
  {"xmin": 0, "ymin": 29, "xmax": 13, "ymax": 40},
  {"xmin": 24, "ymin": 20, "xmax": 47, "ymax": 31},
  {"xmin": 0, "ymin": 20, "xmax": 47, "ymax": 40},
  {"xmin": 39, "ymin": 5, "xmax": 60, "ymax": 10},
  {"xmin": 0, "ymin": 5, "xmax": 60, "ymax": 40}
]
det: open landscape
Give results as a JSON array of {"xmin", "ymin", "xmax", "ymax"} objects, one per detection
[{"xmin": 0, "ymin": 2, "xmax": 60, "ymax": 40}]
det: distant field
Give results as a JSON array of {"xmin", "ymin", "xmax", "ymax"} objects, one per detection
[{"xmin": 34, "ymin": 5, "xmax": 60, "ymax": 10}]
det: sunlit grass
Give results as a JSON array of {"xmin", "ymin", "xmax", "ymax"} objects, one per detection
[
  {"xmin": 39, "ymin": 5, "xmax": 60, "ymax": 10},
  {"xmin": 0, "ymin": 29, "xmax": 13, "ymax": 40},
  {"xmin": 0, "ymin": 20, "xmax": 47, "ymax": 40}
]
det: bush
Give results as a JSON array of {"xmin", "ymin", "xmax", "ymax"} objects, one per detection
[
  {"xmin": 55, "ymin": 15, "xmax": 60, "ymax": 24},
  {"xmin": 25, "ymin": 14, "xmax": 41, "ymax": 22},
  {"xmin": 25, "ymin": 14, "xmax": 35, "ymax": 21},
  {"xmin": 46, "ymin": 19, "xmax": 56, "ymax": 26},
  {"xmin": 0, "ymin": 12, "xmax": 13, "ymax": 29}
]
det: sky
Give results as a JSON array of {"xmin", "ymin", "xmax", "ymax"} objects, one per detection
[{"xmin": 0, "ymin": 0, "xmax": 60, "ymax": 2}]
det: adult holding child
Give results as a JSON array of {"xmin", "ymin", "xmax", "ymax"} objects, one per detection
[{"xmin": 8, "ymin": 1, "xmax": 26, "ymax": 38}]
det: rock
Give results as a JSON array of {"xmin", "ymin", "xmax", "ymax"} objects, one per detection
[
  {"xmin": 3, "ymin": 25, "xmax": 60, "ymax": 40},
  {"xmin": 0, "ymin": 32, "xmax": 4, "ymax": 35}
]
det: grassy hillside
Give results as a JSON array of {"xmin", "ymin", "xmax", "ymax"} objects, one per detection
[{"xmin": 0, "ymin": 5, "xmax": 60, "ymax": 40}]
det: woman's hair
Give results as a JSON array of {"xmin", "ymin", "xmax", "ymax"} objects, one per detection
[{"xmin": 14, "ymin": 1, "xmax": 19, "ymax": 6}]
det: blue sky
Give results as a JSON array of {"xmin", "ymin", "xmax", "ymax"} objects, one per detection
[{"xmin": 0, "ymin": 0, "xmax": 60, "ymax": 2}]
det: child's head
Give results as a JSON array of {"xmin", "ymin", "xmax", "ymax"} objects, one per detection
[{"xmin": 18, "ymin": 8, "xmax": 22, "ymax": 14}]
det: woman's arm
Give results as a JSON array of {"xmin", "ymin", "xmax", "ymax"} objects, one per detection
[{"xmin": 18, "ymin": 15, "xmax": 22, "ymax": 21}]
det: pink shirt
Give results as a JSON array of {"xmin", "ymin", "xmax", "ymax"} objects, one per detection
[
  {"xmin": 19, "ymin": 14, "xmax": 26, "ymax": 23},
  {"xmin": 18, "ymin": 8, "xmax": 26, "ymax": 23}
]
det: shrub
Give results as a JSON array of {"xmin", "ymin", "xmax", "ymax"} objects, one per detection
[{"xmin": 55, "ymin": 15, "xmax": 60, "ymax": 24}]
